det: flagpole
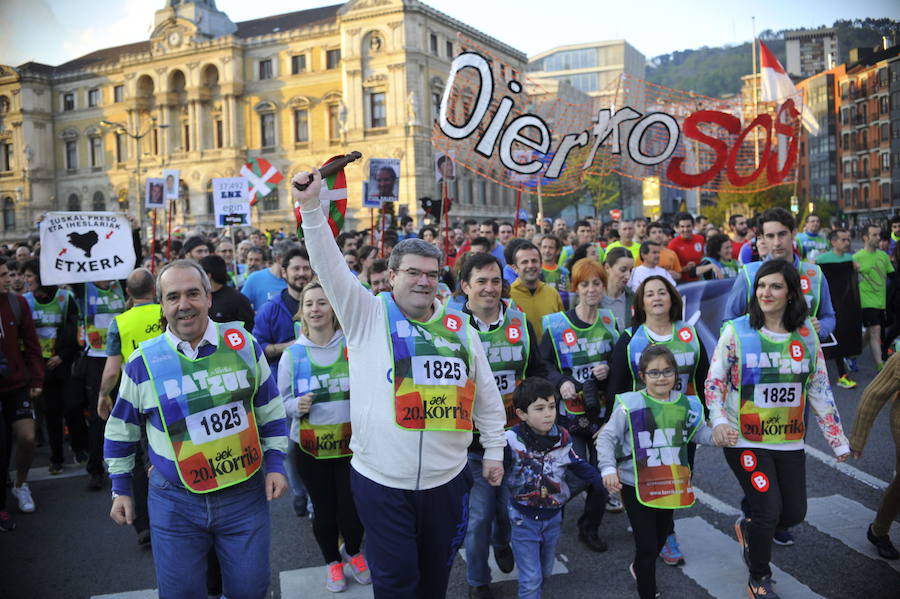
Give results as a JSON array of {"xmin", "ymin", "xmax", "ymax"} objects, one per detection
[
  {"xmin": 370, "ymin": 209, "xmax": 375, "ymax": 247},
  {"xmin": 514, "ymin": 189, "xmax": 521, "ymax": 237},
  {"xmin": 752, "ymin": 16, "xmax": 760, "ymax": 168},
  {"xmin": 442, "ymin": 179, "xmax": 450, "ymax": 263},
  {"xmin": 150, "ymin": 209, "xmax": 157, "ymax": 274},
  {"xmin": 166, "ymin": 200, "xmax": 172, "ymax": 262}
]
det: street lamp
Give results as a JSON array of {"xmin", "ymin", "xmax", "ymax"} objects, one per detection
[{"xmin": 100, "ymin": 116, "xmax": 168, "ymax": 229}]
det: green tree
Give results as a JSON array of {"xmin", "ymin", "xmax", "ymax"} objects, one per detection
[
  {"xmin": 584, "ymin": 174, "xmax": 621, "ymax": 216},
  {"xmin": 705, "ymin": 179, "xmax": 792, "ymax": 226}
]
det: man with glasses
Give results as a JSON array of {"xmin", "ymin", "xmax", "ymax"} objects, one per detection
[{"xmin": 293, "ymin": 170, "xmax": 507, "ymax": 599}]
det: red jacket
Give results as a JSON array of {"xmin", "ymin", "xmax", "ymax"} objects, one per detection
[{"xmin": 0, "ymin": 293, "xmax": 44, "ymax": 392}]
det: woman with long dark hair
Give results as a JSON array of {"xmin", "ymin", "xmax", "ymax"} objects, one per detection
[{"xmin": 705, "ymin": 259, "xmax": 850, "ymax": 599}]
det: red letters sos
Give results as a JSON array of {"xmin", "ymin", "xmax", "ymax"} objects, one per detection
[{"xmin": 667, "ymin": 100, "xmax": 800, "ymax": 189}]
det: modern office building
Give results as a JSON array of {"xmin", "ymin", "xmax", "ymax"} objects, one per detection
[{"xmin": 785, "ymin": 28, "xmax": 839, "ymax": 79}]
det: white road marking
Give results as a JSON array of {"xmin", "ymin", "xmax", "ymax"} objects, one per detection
[
  {"xmin": 457, "ymin": 544, "xmax": 568, "ymax": 583},
  {"xmin": 693, "ymin": 486, "xmax": 742, "ymax": 516},
  {"xmin": 676, "ymin": 516, "xmax": 825, "ymax": 598},
  {"xmin": 804, "ymin": 445, "xmax": 889, "ymax": 490},
  {"xmin": 806, "ymin": 495, "xmax": 900, "ymax": 573},
  {"xmin": 281, "ymin": 565, "xmax": 374, "ymax": 598},
  {"xmin": 91, "ymin": 590, "xmax": 157, "ymax": 599}
]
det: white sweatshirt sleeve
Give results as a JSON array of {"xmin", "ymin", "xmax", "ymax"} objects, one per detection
[{"xmin": 301, "ymin": 205, "xmax": 380, "ymax": 341}]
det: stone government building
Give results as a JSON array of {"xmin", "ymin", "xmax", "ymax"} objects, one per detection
[{"xmin": 0, "ymin": 0, "xmax": 528, "ymax": 241}]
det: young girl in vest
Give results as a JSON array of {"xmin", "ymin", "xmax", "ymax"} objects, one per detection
[
  {"xmin": 606, "ymin": 274, "xmax": 710, "ymax": 565},
  {"xmin": 705, "ymin": 259, "xmax": 850, "ymax": 599},
  {"xmin": 597, "ymin": 344, "xmax": 732, "ymax": 599},
  {"xmin": 277, "ymin": 280, "xmax": 370, "ymax": 592}
]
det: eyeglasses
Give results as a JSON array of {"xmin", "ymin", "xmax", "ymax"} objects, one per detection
[
  {"xmin": 396, "ymin": 267, "xmax": 440, "ymax": 282},
  {"xmin": 643, "ymin": 368, "xmax": 677, "ymax": 379}
]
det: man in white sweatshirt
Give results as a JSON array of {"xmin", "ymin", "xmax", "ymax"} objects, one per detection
[{"xmin": 292, "ymin": 170, "xmax": 507, "ymax": 598}]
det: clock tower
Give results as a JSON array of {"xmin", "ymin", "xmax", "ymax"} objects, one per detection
[{"xmin": 150, "ymin": 0, "xmax": 237, "ymax": 48}]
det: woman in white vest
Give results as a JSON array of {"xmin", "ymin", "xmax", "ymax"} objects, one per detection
[
  {"xmin": 705, "ymin": 259, "xmax": 850, "ymax": 599},
  {"xmin": 278, "ymin": 280, "xmax": 370, "ymax": 592}
]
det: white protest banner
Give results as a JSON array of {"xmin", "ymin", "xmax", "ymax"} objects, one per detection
[
  {"xmin": 212, "ymin": 177, "xmax": 251, "ymax": 228},
  {"xmin": 39, "ymin": 212, "xmax": 135, "ymax": 285},
  {"xmin": 145, "ymin": 178, "xmax": 165, "ymax": 208}
]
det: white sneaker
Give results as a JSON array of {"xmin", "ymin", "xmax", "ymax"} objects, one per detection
[
  {"xmin": 606, "ymin": 492, "xmax": 624, "ymax": 513},
  {"xmin": 11, "ymin": 483, "xmax": 35, "ymax": 513}
]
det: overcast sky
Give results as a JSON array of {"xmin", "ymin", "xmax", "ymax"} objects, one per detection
[{"xmin": 1, "ymin": 0, "xmax": 898, "ymax": 67}]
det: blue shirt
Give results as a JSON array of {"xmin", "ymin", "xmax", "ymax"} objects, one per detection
[
  {"xmin": 241, "ymin": 268, "xmax": 287, "ymax": 311},
  {"xmin": 723, "ymin": 255, "xmax": 836, "ymax": 340}
]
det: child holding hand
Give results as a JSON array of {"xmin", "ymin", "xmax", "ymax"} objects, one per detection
[
  {"xmin": 596, "ymin": 345, "xmax": 736, "ymax": 599},
  {"xmin": 504, "ymin": 377, "xmax": 605, "ymax": 599}
]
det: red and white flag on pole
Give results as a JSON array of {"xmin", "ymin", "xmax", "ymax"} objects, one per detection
[
  {"xmin": 759, "ymin": 40, "xmax": 819, "ymax": 135},
  {"xmin": 241, "ymin": 157, "xmax": 285, "ymax": 206}
]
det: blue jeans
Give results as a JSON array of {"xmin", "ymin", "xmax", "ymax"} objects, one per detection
[
  {"xmin": 508, "ymin": 507, "xmax": 562, "ymax": 599},
  {"xmin": 464, "ymin": 452, "xmax": 512, "ymax": 586},
  {"xmin": 147, "ymin": 468, "xmax": 271, "ymax": 599}
]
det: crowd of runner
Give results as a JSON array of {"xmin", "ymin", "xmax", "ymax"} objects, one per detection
[{"xmin": 0, "ymin": 178, "xmax": 898, "ymax": 599}]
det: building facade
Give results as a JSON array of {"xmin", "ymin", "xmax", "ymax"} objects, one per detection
[
  {"xmin": 785, "ymin": 28, "xmax": 839, "ymax": 79},
  {"xmin": 835, "ymin": 45, "xmax": 899, "ymax": 225},
  {"xmin": 796, "ymin": 65, "xmax": 844, "ymax": 212},
  {"xmin": 0, "ymin": 0, "xmax": 528, "ymax": 241}
]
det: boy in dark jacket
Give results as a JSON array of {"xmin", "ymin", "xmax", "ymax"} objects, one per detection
[{"xmin": 504, "ymin": 377, "xmax": 604, "ymax": 598}]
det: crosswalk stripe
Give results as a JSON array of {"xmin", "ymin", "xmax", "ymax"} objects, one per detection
[
  {"xmin": 804, "ymin": 445, "xmax": 890, "ymax": 490},
  {"xmin": 693, "ymin": 486, "xmax": 742, "ymax": 516},
  {"xmin": 91, "ymin": 590, "xmax": 157, "ymax": 599},
  {"xmin": 280, "ymin": 565, "xmax": 373, "ymax": 597},
  {"xmin": 806, "ymin": 495, "xmax": 900, "ymax": 573},
  {"xmin": 676, "ymin": 516, "xmax": 826, "ymax": 598},
  {"xmin": 456, "ymin": 545, "xmax": 569, "ymax": 583}
]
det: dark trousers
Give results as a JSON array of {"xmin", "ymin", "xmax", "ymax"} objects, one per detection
[
  {"xmin": 351, "ymin": 466, "xmax": 473, "ymax": 599},
  {"xmin": 42, "ymin": 370, "xmax": 74, "ymax": 465},
  {"xmin": 622, "ymin": 484, "xmax": 673, "ymax": 599},
  {"xmin": 725, "ymin": 448, "xmax": 806, "ymax": 579},
  {"xmin": 66, "ymin": 356, "xmax": 106, "ymax": 475},
  {"xmin": 0, "ymin": 405, "xmax": 6, "ymax": 511},
  {"xmin": 567, "ymin": 432, "xmax": 608, "ymax": 532},
  {"xmin": 295, "ymin": 448, "xmax": 364, "ymax": 564}
]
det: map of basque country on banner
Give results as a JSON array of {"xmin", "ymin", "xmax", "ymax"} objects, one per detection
[{"xmin": 39, "ymin": 212, "xmax": 135, "ymax": 285}]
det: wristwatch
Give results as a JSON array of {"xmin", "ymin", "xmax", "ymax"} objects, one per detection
[{"xmin": 111, "ymin": 491, "xmax": 120, "ymax": 500}]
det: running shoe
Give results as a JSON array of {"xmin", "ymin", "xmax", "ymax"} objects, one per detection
[
  {"xmin": 74, "ymin": 450, "xmax": 88, "ymax": 465},
  {"xmin": 772, "ymin": 528, "xmax": 794, "ymax": 546},
  {"xmin": 0, "ymin": 510, "xmax": 15, "ymax": 532},
  {"xmin": 325, "ymin": 561, "xmax": 347, "ymax": 592},
  {"xmin": 48, "ymin": 462, "xmax": 64, "ymax": 475},
  {"xmin": 340, "ymin": 544, "xmax": 371, "ymax": 585},
  {"xmin": 877, "ymin": 362, "xmax": 885, "ymax": 372},
  {"xmin": 867, "ymin": 524, "xmax": 900, "ymax": 560},
  {"xmin": 747, "ymin": 575, "xmax": 779, "ymax": 598},
  {"xmin": 11, "ymin": 483, "xmax": 35, "ymax": 513},
  {"xmin": 845, "ymin": 357, "xmax": 859, "ymax": 372},
  {"xmin": 735, "ymin": 517, "xmax": 751, "ymax": 568},
  {"xmin": 493, "ymin": 544, "xmax": 515, "ymax": 573},
  {"xmin": 836, "ymin": 376, "xmax": 857, "ymax": 389},
  {"xmin": 659, "ymin": 533, "xmax": 684, "ymax": 566},
  {"xmin": 606, "ymin": 493, "xmax": 624, "ymax": 513}
]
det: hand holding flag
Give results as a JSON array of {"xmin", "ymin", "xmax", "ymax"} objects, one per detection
[
  {"xmin": 759, "ymin": 40, "xmax": 820, "ymax": 135},
  {"xmin": 294, "ymin": 155, "xmax": 348, "ymax": 239}
]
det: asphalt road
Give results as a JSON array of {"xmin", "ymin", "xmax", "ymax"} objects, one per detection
[{"xmin": 1, "ymin": 358, "xmax": 897, "ymax": 599}]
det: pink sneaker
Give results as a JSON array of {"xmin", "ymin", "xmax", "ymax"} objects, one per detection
[
  {"xmin": 325, "ymin": 561, "xmax": 347, "ymax": 592},
  {"xmin": 340, "ymin": 544, "xmax": 372, "ymax": 585}
]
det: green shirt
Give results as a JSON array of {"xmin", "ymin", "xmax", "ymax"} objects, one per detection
[
  {"xmin": 853, "ymin": 249, "xmax": 894, "ymax": 309},
  {"xmin": 815, "ymin": 251, "xmax": 853, "ymax": 265}
]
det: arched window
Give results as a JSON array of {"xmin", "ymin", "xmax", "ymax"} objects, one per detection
[
  {"xmin": 206, "ymin": 180, "xmax": 214, "ymax": 215},
  {"xmin": 3, "ymin": 197, "xmax": 14, "ymax": 231},
  {"xmin": 179, "ymin": 180, "xmax": 189, "ymax": 215},
  {"xmin": 92, "ymin": 191, "xmax": 105, "ymax": 212},
  {"xmin": 67, "ymin": 193, "xmax": 81, "ymax": 211}
]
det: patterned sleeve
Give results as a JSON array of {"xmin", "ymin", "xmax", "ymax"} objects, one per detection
[
  {"xmin": 704, "ymin": 324, "xmax": 739, "ymax": 427},
  {"xmin": 806, "ymin": 346, "xmax": 850, "ymax": 454},
  {"xmin": 252, "ymin": 340, "xmax": 289, "ymax": 475},
  {"xmin": 103, "ymin": 357, "xmax": 145, "ymax": 496}
]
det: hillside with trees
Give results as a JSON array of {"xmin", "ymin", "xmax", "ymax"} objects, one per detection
[{"xmin": 646, "ymin": 18, "xmax": 899, "ymax": 97}]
